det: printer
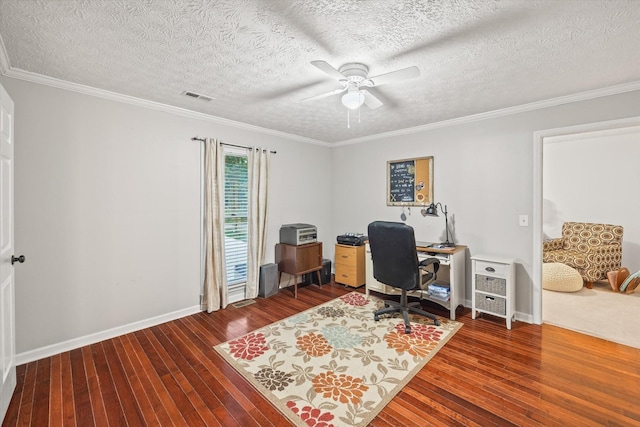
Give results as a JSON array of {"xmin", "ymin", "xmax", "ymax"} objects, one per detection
[
  {"xmin": 336, "ymin": 233, "xmax": 367, "ymax": 246},
  {"xmin": 279, "ymin": 223, "xmax": 317, "ymax": 245}
]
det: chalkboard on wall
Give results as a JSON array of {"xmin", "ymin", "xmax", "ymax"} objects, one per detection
[{"xmin": 387, "ymin": 156, "xmax": 433, "ymax": 206}]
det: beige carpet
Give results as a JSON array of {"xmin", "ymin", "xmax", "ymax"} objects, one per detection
[
  {"xmin": 543, "ymin": 281, "xmax": 640, "ymax": 349},
  {"xmin": 215, "ymin": 292, "xmax": 461, "ymax": 427}
]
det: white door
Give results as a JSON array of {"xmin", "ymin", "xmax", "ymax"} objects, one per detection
[{"xmin": 0, "ymin": 82, "xmax": 17, "ymax": 421}]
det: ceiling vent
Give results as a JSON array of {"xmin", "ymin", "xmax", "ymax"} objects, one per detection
[{"xmin": 182, "ymin": 91, "xmax": 214, "ymax": 102}]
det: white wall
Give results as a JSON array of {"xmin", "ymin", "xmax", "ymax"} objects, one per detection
[
  {"xmin": 543, "ymin": 126, "xmax": 640, "ymax": 271},
  {"xmin": 3, "ymin": 70, "xmax": 640, "ymax": 359},
  {"xmin": 0, "ymin": 76, "xmax": 332, "ymax": 358},
  {"xmin": 330, "ymin": 90, "xmax": 640, "ymax": 319}
]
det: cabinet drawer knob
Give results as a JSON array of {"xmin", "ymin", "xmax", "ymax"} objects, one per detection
[{"xmin": 485, "ymin": 267, "xmax": 495, "ymax": 272}]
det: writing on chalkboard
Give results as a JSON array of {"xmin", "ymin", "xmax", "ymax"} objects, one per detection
[
  {"xmin": 387, "ymin": 156, "xmax": 433, "ymax": 206},
  {"xmin": 389, "ymin": 160, "xmax": 415, "ymax": 203}
]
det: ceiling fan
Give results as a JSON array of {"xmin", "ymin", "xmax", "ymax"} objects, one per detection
[{"xmin": 302, "ymin": 60, "xmax": 420, "ymax": 110}]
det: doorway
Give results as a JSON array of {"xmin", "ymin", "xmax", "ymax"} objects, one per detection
[{"xmin": 532, "ymin": 117, "xmax": 640, "ymax": 345}]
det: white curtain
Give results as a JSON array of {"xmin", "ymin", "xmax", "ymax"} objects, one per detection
[
  {"xmin": 246, "ymin": 148, "xmax": 271, "ymax": 299},
  {"xmin": 202, "ymin": 138, "xmax": 227, "ymax": 312}
]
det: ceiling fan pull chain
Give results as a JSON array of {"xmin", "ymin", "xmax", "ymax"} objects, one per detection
[{"xmin": 347, "ymin": 108, "xmax": 351, "ymax": 128}]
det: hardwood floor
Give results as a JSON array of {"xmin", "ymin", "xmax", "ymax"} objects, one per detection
[{"xmin": 3, "ymin": 281, "xmax": 640, "ymax": 426}]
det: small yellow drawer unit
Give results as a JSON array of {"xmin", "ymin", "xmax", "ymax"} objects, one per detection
[
  {"xmin": 334, "ymin": 244, "xmax": 365, "ymax": 288},
  {"xmin": 471, "ymin": 254, "xmax": 515, "ymax": 329}
]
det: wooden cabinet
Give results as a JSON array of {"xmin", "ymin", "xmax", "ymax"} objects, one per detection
[
  {"xmin": 471, "ymin": 254, "xmax": 515, "ymax": 329},
  {"xmin": 334, "ymin": 244, "xmax": 365, "ymax": 288},
  {"xmin": 275, "ymin": 242, "xmax": 323, "ymax": 298}
]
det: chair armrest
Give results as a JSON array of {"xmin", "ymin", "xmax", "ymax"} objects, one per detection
[
  {"xmin": 543, "ymin": 238, "xmax": 564, "ymax": 252},
  {"xmin": 419, "ymin": 258, "xmax": 440, "ymax": 288},
  {"xmin": 587, "ymin": 244, "xmax": 622, "ymax": 255},
  {"xmin": 419, "ymin": 258, "xmax": 440, "ymax": 275}
]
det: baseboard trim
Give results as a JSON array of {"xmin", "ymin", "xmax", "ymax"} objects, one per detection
[
  {"xmin": 464, "ymin": 298, "xmax": 534, "ymax": 325},
  {"xmin": 15, "ymin": 299, "xmax": 536, "ymax": 366},
  {"xmin": 515, "ymin": 311, "xmax": 534, "ymax": 325},
  {"xmin": 16, "ymin": 305, "xmax": 201, "ymax": 365}
]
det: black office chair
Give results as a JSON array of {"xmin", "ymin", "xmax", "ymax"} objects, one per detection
[{"xmin": 368, "ymin": 221, "xmax": 440, "ymax": 333}]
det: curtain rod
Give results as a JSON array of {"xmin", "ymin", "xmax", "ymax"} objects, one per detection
[{"xmin": 191, "ymin": 137, "xmax": 276, "ymax": 154}]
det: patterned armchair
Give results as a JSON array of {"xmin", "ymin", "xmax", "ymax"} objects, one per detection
[{"xmin": 543, "ymin": 222, "xmax": 623, "ymax": 288}]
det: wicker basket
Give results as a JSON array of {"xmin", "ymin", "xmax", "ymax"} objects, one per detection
[
  {"xmin": 475, "ymin": 274, "xmax": 506, "ymax": 296},
  {"xmin": 475, "ymin": 293, "xmax": 506, "ymax": 315}
]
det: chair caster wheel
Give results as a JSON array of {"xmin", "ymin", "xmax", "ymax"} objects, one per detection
[
  {"xmin": 374, "ymin": 315, "xmax": 380, "ymax": 321},
  {"xmin": 405, "ymin": 326, "xmax": 411, "ymax": 334},
  {"xmin": 434, "ymin": 319, "xmax": 440, "ymax": 326}
]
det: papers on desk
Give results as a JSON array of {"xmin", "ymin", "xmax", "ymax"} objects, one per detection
[{"xmin": 427, "ymin": 282, "xmax": 450, "ymax": 302}]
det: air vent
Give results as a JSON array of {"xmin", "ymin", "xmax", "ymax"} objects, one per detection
[
  {"xmin": 232, "ymin": 300, "xmax": 256, "ymax": 308},
  {"xmin": 182, "ymin": 91, "xmax": 214, "ymax": 102}
]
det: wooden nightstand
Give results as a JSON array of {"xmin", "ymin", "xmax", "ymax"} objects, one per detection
[
  {"xmin": 275, "ymin": 242, "xmax": 323, "ymax": 298},
  {"xmin": 334, "ymin": 244, "xmax": 365, "ymax": 288}
]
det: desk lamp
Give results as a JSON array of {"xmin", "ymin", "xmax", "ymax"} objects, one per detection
[{"xmin": 421, "ymin": 202, "xmax": 455, "ymax": 247}]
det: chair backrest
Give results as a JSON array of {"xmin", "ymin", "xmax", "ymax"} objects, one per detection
[
  {"xmin": 367, "ymin": 221, "xmax": 420, "ymax": 290},
  {"xmin": 561, "ymin": 222, "xmax": 624, "ymax": 251}
]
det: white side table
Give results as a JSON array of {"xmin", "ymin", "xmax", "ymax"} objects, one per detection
[{"xmin": 471, "ymin": 254, "xmax": 515, "ymax": 329}]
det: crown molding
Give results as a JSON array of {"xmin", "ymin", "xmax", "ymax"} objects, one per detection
[
  {"xmin": 2, "ymin": 66, "xmax": 330, "ymax": 147},
  {"xmin": 334, "ymin": 80, "xmax": 640, "ymax": 147},
  {"xmin": 2, "ymin": 54, "xmax": 639, "ymax": 148}
]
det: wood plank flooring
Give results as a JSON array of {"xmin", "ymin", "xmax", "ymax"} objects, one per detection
[{"xmin": 3, "ymin": 281, "xmax": 640, "ymax": 426}]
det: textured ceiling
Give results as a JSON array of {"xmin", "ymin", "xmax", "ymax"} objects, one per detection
[{"xmin": 0, "ymin": 0, "xmax": 639, "ymax": 143}]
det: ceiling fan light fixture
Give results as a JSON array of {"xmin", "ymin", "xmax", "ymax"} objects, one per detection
[{"xmin": 341, "ymin": 90, "xmax": 365, "ymax": 109}]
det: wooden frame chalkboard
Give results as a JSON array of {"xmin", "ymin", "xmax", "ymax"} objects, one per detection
[{"xmin": 387, "ymin": 156, "xmax": 433, "ymax": 206}]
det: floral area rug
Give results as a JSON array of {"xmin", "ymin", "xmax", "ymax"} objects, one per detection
[{"xmin": 214, "ymin": 292, "xmax": 462, "ymax": 427}]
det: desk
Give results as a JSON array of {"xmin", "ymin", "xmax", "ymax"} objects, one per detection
[
  {"xmin": 275, "ymin": 242, "xmax": 323, "ymax": 298},
  {"xmin": 365, "ymin": 244, "xmax": 467, "ymax": 320}
]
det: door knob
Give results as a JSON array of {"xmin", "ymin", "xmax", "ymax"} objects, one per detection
[{"xmin": 11, "ymin": 255, "xmax": 25, "ymax": 265}]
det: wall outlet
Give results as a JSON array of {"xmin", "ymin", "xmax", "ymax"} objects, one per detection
[{"xmin": 519, "ymin": 215, "xmax": 529, "ymax": 227}]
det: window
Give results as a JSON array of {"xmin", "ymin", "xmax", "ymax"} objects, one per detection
[{"xmin": 223, "ymin": 149, "xmax": 248, "ymax": 287}]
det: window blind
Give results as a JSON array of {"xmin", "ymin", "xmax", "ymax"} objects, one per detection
[{"xmin": 223, "ymin": 151, "xmax": 248, "ymax": 286}]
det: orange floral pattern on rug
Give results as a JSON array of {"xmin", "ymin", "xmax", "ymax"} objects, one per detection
[
  {"xmin": 312, "ymin": 371, "xmax": 369, "ymax": 404},
  {"xmin": 215, "ymin": 292, "xmax": 461, "ymax": 427},
  {"xmin": 297, "ymin": 332, "xmax": 332, "ymax": 357},
  {"xmin": 385, "ymin": 323, "xmax": 444, "ymax": 357}
]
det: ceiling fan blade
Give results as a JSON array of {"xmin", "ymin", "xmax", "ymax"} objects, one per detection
[
  {"xmin": 268, "ymin": 5, "xmax": 334, "ymax": 53},
  {"xmin": 254, "ymin": 79, "xmax": 327, "ymax": 100},
  {"xmin": 368, "ymin": 66, "xmax": 420, "ymax": 86},
  {"xmin": 301, "ymin": 87, "xmax": 346, "ymax": 102},
  {"xmin": 389, "ymin": 9, "xmax": 531, "ymax": 60},
  {"xmin": 361, "ymin": 90, "xmax": 384, "ymax": 109},
  {"xmin": 311, "ymin": 60, "xmax": 347, "ymax": 81}
]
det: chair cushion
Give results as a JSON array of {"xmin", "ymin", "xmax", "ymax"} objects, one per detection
[
  {"xmin": 562, "ymin": 222, "xmax": 623, "ymax": 251},
  {"xmin": 542, "ymin": 249, "xmax": 587, "ymax": 268},
  {"xmin": 543, "ymin": 263, "xmax": 583, "ymax": 292}
]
